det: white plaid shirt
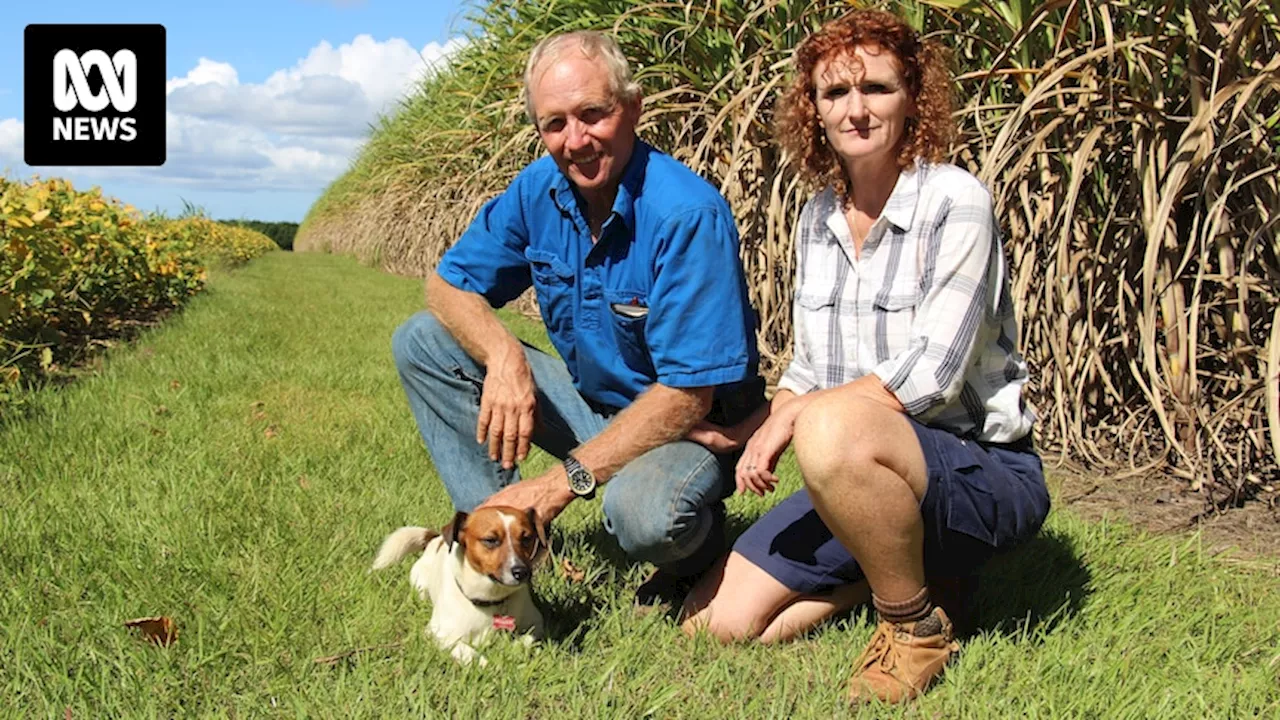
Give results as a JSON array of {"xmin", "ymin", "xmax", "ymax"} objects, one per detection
[{"xmin": 778, "ymin": 162, "xmax": 1036, "ymax": 443}]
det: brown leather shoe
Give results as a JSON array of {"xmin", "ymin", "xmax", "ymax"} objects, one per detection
[{"xmin": 848, "ymin": 606, "xmax": 960, "ymax": 704}]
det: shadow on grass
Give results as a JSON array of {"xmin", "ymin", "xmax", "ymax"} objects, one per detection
[
  {"xmin": 540, "ymin": 512, "xmax": 1091, "ymax": 651},
  {"xmin": 969, "ymin": 528, "xmax": 1092, "ymax": 639}
]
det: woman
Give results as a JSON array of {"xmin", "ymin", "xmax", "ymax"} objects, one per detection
[{"xmin": 681, "ymin": 9, "xmax": 1050, "ymax": 705}]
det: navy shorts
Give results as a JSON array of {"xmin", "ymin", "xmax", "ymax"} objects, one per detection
[{"xmin": 733, "ymin": 418, "xmax": 1050, "ymax": 594}]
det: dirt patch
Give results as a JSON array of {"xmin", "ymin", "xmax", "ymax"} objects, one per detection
[{"xmin": 1048, "ymin": 461, "xmax": 1280, "ymax": 573}]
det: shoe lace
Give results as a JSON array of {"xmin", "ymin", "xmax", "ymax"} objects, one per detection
[{"xmin": 856, "ymin": 623, "xmax": 900, "ymax": 675}]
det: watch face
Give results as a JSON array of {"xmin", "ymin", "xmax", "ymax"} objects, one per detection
[{"xmin": 569, "ymin": 469, "xmax": 594, "ymax": 494}]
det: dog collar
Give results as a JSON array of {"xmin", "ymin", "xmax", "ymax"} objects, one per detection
[{"xmin": 456, "ymin": 578, "xmax": 506, "ymax": 608}]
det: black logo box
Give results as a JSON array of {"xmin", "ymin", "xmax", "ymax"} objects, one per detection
[{"xmin": 24, "ymin": 24, "xmax": 166, "ymax": 167}]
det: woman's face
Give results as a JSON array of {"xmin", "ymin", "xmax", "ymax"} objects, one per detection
[{"xmin": 812, "ymin": 44, "xmax": 915, "ymax": 171}]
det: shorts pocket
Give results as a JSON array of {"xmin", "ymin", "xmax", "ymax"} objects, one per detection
[{"xmin": 939, "ymin": 439, "xmax": 1001, "ymax": 546}]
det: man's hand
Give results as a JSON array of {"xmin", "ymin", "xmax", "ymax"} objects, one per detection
[
  {"xmin": 478, "ymin": 469, "xmax": 576, "ymax": 526},
  {"xmin": 477, "ymin": 347, "xmax": 537, "ymax": 470},
  {"xmin": 685, "ymin": 420, "xmax": 744, "ymax": 453},
  {"xmin": 685, "ymin": 400, "xmax": 770, "ymax": 455}
]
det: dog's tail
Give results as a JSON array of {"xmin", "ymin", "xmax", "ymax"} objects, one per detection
[{"xmin": 371, "ymin": 526, "xmax": 438, "ymax": 570}]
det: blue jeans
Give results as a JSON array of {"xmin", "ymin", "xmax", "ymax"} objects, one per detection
[{"xmin": 391, "ymin": 311, "xmax": 735, "ymax": 577}]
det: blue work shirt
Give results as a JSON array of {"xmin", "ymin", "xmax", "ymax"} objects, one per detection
[{"xmin": 436, "ymin": 141, "xmax": 758, "ymax": 410}]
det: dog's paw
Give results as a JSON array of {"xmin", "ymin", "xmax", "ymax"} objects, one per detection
[{"xmin": 450, "ymin": 642, "xmax": 488, "ymax": 666}]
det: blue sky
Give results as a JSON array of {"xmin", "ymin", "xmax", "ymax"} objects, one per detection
[{"xmin": 2, "ymin": 0, "xmax": 473, "ymax": 221}]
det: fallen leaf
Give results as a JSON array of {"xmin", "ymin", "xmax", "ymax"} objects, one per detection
[
  {"xmin": 124, "ymin": 616, "xmax": 178, "ymax": 646},
  {"xmin": 154, "ymin": 405, "xmax": 169, "ymax": 416},
  {"xmin": 264, "ymin": 425, "xmax": 278, "ymax": 439},
  {"xmin": 169, "ymin": 380, "xmax": 181, "ymax": 391},
  {"xmin": 249, "ymin": 400, "xmax": 265, "ymax": 410},
  {"xmin": 64, "ymin": 707, "xmax": 71, "ymax": 720},
  {"xmin": 297, "ymin": 475, "xmax": 311, "ymax": 490},
  {"xmin": 252, "ymin": 410, "xmax": 267, "ymax": 421},
  {"xmin": 560, "ymin": 557, "xmax": 586, "ymax": 583},
  {"xmin": 149, "ymin": 426, "xmax": 166, "ymax": 437}
]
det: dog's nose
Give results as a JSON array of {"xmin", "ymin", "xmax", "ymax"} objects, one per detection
[{"xmin": 511, "ymin": 565, "xmax": 531, "ymax": 583}]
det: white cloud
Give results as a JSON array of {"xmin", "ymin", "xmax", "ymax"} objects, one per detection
[
  {"xmin": 2, "ymin": 34, "xmax": 469, "ymax": 202},
  {"xmin": 0, "ymin": 119, "xmax": 22, "ymax": 164},
  {"xmin": 166, "ymin": 58, "xmax": 240, "ymax": 93},
  {"xmin": 166, "ymin": 35, "xmax": 468, "ymax": 140}
]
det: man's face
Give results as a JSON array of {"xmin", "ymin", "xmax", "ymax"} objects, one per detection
[{"xmin": 528, "ymin": 54, "xmax": 640, "ymax": 201}]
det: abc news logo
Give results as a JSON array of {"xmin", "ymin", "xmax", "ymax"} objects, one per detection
[{"xmin": 25, "ymin": 24, "xmax": 165, "ymax": 166}]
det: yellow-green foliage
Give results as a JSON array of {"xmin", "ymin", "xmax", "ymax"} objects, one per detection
[
  {"xmin": 174, "ymin": 216, "xmax": 279, "ymax": 268},
  {"xmin": 0, "ymin": 177, "xmax": 275, "ymax": 405}
]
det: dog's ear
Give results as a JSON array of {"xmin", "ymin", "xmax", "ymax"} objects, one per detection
[
  {"xmin": 442, "ymin": 510, "xmax": 468, "ymax": 548},
  {"xmin": 526, "ymin": 507, "xmax": 550, "ymax": 556}
]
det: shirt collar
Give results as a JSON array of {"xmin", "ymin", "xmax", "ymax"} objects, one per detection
[
  {"xmin": 548, "ymin": 140, "xmax": 650, "ymax": 233},
  {"xmin": 822, "ymin": 159, "xmax": 924, "ymax": 235},
  {"xmin": 881, "ymin": 159, "xmax": 923, "ymax": 231}
]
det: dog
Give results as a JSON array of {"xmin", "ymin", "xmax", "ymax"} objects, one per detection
[{"xmin": 372, "ymin": 506, "xmax": 547, "ymax": 665}]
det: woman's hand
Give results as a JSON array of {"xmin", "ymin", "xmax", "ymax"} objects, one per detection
[{"xmin": 735, "ymin": 394, "xmax": 811, "ymax": 496}]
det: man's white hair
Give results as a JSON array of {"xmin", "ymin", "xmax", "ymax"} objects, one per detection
[{"xmin": 522, "ymin": 31, "xmax": 642, "ymax": 125}]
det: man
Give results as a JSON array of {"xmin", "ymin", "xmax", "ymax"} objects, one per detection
[{"xmin": 391, "ymin": 31, "xmax": 761, "ymax": 599}]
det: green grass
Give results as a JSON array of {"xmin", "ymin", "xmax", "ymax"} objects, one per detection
[{"xmin": 1, "ymin": 252, "xmax": 1277, "ymax": 718}]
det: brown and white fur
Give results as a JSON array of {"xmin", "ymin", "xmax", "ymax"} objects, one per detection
[{"xmin": 371, "ymin": 506, "xmax": 547, "ymax": 665}]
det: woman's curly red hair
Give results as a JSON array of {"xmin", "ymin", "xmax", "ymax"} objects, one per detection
[{"xmin": 776, "ymin": 9, "xmax": 955, "ymax": 198}]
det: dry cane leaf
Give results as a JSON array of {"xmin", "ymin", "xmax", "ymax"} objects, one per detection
[
  {"xmin": 168, "ymin": 380, "xmax": 181, "ymax": 391},
  {"xmin": 560, "ymin": 557, "xmax": 586, "ymax": 583},
  {"xmin": 124, "ymin": 615, "xmax": 178, "ymax": 646},
  {"xmin": 264, "ymin": 425, "xmax": 278, "ymax": 439},
  {"xmin": 297, "ymin": 474, "xmax": 311, "ymax": 490},
  {"xmin": 252, "ymin": 411, "xmax": 267, "ymax": 421}
]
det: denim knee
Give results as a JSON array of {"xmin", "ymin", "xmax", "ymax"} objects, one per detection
[
  {"xmin": 601, "ymin": 454, "xmax": 721, "ymax": 566},
  {"xmin": 391, "ymin": 311, "xmax": 456, "ymax": 376}
]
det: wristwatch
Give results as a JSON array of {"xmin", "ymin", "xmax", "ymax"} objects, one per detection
[{"xmin": 563, "ymin": 455, "xmax": 597, "ymax": 499}]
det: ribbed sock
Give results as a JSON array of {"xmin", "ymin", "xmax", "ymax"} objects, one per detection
[{"xmin": 872, "ymin": 586, "xmax": 932, "ymax": 624}]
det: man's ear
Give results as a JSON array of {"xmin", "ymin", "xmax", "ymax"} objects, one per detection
[
  {"xmin": 624, "ymin": 91, "xmax": 644, "ymax": 123},
  {"xmin": 527, "ymin": 507, "xmax": 550, "ymax": 556},
  {"xmin": 442, "ymin": 510, "xmax": 468, "ymax": 548}
]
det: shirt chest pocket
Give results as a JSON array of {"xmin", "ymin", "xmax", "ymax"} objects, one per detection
[
  {"xmin": 871, "ymin": 271, "xmax": 924, "ymax": 316},
  {"xmin": 525, "ymin": 248, "xmax": 574, "ymax": 334},
  {"xmin": 796, "ymin": 293, "xmax": 838, "ymax": 353},
  {"xmin": 604, "ymin": 289, "xmax": 654, "ymax": 375}
]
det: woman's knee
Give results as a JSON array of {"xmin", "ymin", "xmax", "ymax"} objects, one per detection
[
  {"xmin": 792, "ymin": 395, "xmax": 882, "ymax": 492},
  {"xmin": 680, "ymin": 552, "xmax": 793, "ymax": 644}
]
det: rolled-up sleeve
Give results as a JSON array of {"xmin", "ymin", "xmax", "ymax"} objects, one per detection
[
  {"xmin": 871, "ymin": 185, "xmax": 996, "ymax": 416},
  {"xmin": 435, "ymin": 177, "xmax": 533, "ymax": 309},
  {"xmin": 645, "ymin": 207, "xmax": 755, "ymax": 388}
]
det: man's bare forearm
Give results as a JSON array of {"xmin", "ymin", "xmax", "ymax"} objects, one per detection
[
  {"xmin": 425, "ymin": 272, "xmax": 524, "ymax": 369},
  {"xmin": 572, "ymin": 383, "xmax": 713, "ymax": 484}
]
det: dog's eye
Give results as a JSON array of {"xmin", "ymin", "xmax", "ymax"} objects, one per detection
[
  {"xmin": 520, "ymin": 535, "xmax": 535, "ymax": 548},
  {"xmin": 481, "ymin": 537, "xmax": 500, "ymax": 548}
]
